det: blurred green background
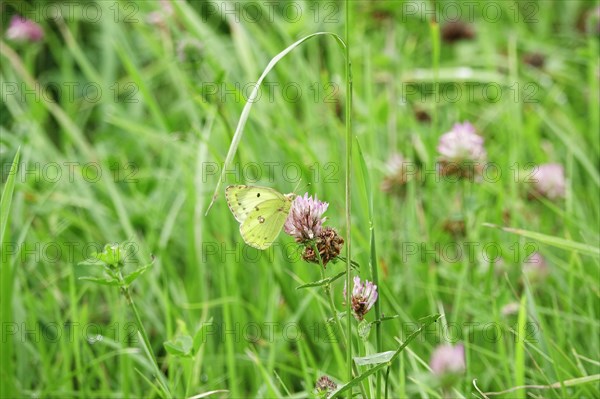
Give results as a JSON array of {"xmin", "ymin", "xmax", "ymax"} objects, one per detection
[{"xmin": 1, "ymin": 1, "xmax": 599, "ymax": 398}]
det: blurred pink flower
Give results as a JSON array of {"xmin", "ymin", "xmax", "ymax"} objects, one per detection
[
  {"xmin": 284, "ymin": 193, "xmax": 328, "ymax": 242},
  {"xmin": 531, "ymin": 163, "xmax": 565, "ymax": 200},
  {"xmin": 6, "ymin": 16, "xmax": 44, "ymax": 42},
  {"xmin": 343, "ymin": 276, "xmax": 378, "ymax": 321},
  {"xmin": 501, "ymin": 302, "xmax": 520, "ymax": 316},
  {"xmin": 437, "ymin": 122, "xmax": 487, "ymax": 164},
  {"xmin": 381, "ymin": 153, "xmax": 416, "ymax": 194},
  {"xmin": 147, "ymin": 0, "xmax": 174, "ymax": 26},
  {"xmin": 430, "ymin": 343, "xmax": 466, "ymax": 376},
  {"xmin": 522, "ymin": 252, "xmax": 549, "ymax": 283}
]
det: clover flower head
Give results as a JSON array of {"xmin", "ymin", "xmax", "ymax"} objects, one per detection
[
  {"xmin": 315, "ymin": 375, "xmax": 337, "ymax": 398},
  {"xmin": 343, "ymin": 276, "xmax": 378, "ymax": 321},
  {"xmin": 147, "ymin": 0, "xmax": 174, "ymax": 26},
  {"xmin": 430, "ymin": 343, "xmax": 466, "ymax": 377},
  {"xmin": 437, "ymin": 122, "xmax": 487, "ymax": 164},
  {"xmin": 6, "ymin": 16, "xmax": 44, "ymax": 42},
  {"xmin": 530, "ymin": 163, "xmax": 565, "ymax": 200},
  {"xmin": 284, "ymin": 193, "xmax": 328, "ymax": 242}
]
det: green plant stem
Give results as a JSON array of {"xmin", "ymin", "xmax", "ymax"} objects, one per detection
[
  {"xmin": 344, "ymin": 0, "xmax": 354, "ymax": 395},
  {"xmin": 119, "ymin": 274, "xmax": 172, "ymax": 398},
  {"xmin": 316, "ymin": 251, "xmax": 347, "ymax": 344},
  {"xmin": 370, "ymin": 229, "xmax": 383, "ymax": 397},
  {"xmin": 314, "ymin": 246, "xmax": 367, "ymax": 398}
]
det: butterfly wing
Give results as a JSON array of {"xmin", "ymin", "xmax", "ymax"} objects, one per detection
[
  {"xmin": 239, "ymin": 197, "xmax": 292, "ymax": 250},
  {"xmin": 225, "ymin": 185, "xmax": 285, "ymax": 223}
]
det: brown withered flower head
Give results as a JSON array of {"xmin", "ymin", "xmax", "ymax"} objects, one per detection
[
  {"xmin": 441, "ymin": 21, "xmax": 475, "ymax": 43},
  {"xmin": 301, "ymin": 227, "xmax": 344, "ymax": 268}
]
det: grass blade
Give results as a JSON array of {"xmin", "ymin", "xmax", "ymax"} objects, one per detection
[
  {"xmin": 483, "ymin": 223, "xmax": 599, "ymax": 258},
  {"xmin": 0, "ymin": 147, "xmax": 19, "ymax": 398},
  {"xmin": 0, "ymin": 147, "xmax": 20, "ymax": 244},
  {"xmin": 205, "ymin": 32, "xmax": 345, "ymax": 214}
]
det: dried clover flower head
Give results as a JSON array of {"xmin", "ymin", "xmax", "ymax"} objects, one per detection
[{"xmin": 301, "ymin": 227, "xmax": 344, "ymax": 268}]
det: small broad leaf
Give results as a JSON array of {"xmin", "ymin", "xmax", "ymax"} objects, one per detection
[
  {"xmin": 78, "ymin": 276, "xmax": 120, "ymax": 286},
  {"xmin": 354, "ymin": 351, "xmax": 395, "ymax": 367},
  {"xmin": 357, "ymin": 319, "xmax": 371, "ymax": 341},
  {"xmin": 164, "ymin": 335, "xmax": 193, "ymax": 357}
]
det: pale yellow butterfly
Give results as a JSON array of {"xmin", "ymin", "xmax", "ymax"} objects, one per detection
[{"xmin": 225, "ymin": 185, "xmax": 295, "ymax": 250}]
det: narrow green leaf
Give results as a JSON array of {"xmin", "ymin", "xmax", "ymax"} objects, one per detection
[
  {"xmin": 0, "ymin": 147, "xmax": 20, "ymax": 245},
  {"xmin": 296, "ymin": 271, "xmax": 346, "ymax": 289},
  {"xmin": 355, "ymin": 138, "xmax": 373, "ymax": 215},
  {"xmin": 193, "ymin": 318, "xmax": 214, "ymax": 353},
  {"xmin": 514, "ymin": 295, "xmax": 527, "ymax": 399}
]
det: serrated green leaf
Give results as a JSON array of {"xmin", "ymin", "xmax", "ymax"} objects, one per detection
[
  {"xmin": 354, "ymin": 350, "xmax": 395, "ymax": 367},
  {"xmin": 124, "ymin": 263, "xmax": 153, "ymax": 286}
]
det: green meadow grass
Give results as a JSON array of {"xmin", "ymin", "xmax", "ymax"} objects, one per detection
[{"xmin": 1, "ymin": 1, "xmax": 599, "ymax": 398}]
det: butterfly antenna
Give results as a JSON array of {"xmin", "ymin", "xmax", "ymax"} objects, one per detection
[
  {"xmin": 292, "ymin": 180, "xmax": 312, "ymax": 195},
  {"xmin": 292, "ymin": 179, "xmax": 302, "ymax": 194}
]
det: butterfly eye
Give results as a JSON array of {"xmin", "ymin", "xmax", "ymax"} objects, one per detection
[{"xmin": 256, "ymin": 193, "xmax": 261, "ymax": 197}]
